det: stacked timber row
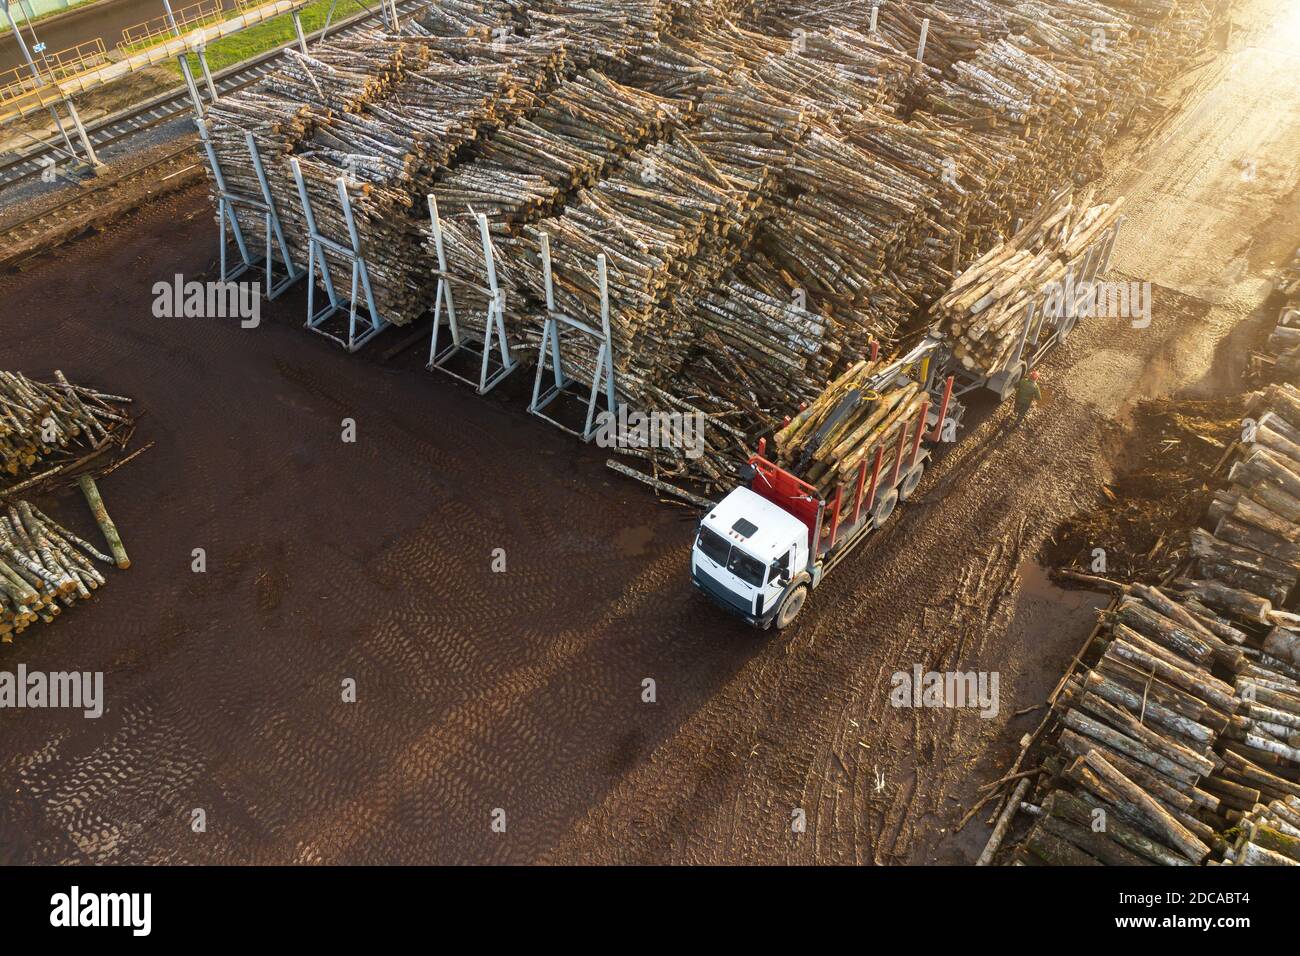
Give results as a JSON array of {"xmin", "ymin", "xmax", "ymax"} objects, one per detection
[
  {"xmin": 201, "ymin": 28, "xmax": 416, "ymax": 256},
  {"xmin": 1251, "ymin": 248, "xmax": 1300, "ymax": 379},
  {"xmin": 1222, "ymin": 799, "xmax": 1300, "ymax": 865},
  {"xmin": 934, "ymin": 195, "xmax": 1125, "ymax": 376},
  {"xmin": 771, "ymin": 359, "xmax": 928, "ymax": 499},
  {"xmin": 0, "ymin": 499, "xmax": 122, "ymax": 643},
  {"xmin": 197, "ymin": 0, "xmax": 1222, "ymax": 488},
  {"xmin": 424, "ymin": 69, "xmax": 688, "ymax": 338},
  {"xmin": 0, "ymin": 371, "xmax": 131, "ymax": 490},
  {"xmin": 1009, "ymin": 580, "xmax": 1300, "ymax": 866},
  {"xmin": 1001, "ymin": 385, "xmax": 1300, "ymax": 866}
]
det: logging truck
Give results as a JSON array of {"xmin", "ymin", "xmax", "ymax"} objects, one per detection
[
  {"xmin": 692, "ymin": 215, "xmax": 1125, "ymax": 629},
  {"xmin": 689, "ymin": 331, "xmax": 1053, "ymax": 629},
  {"xmin": 691, "ymin": 339, "xmax": 959, "ymax": 629}
]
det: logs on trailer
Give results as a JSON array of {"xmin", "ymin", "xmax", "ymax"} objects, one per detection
[
  {"xmin": 0, "ymin": 499, "xmax": 119, "ymax": 643},
  {"xmin": 771, "ymin": 359, "xmax": 926, "ymax": 498},
  {"xmin": 0, "ymin": 371, "xmax": 132, "ymax": 488},
  {"xmin": 935, "ymin": 195, "xmax": 1125, "ymax": 376}
]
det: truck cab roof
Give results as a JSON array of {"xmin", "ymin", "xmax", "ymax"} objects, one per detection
[{"xmin": 702, "ymin": 486, "xmax": 809, "ymax": 559}]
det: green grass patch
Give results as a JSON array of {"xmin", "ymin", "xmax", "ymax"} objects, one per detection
[{"xmin": 169, "ymin": 0, "xmax": 376, "ymax": 77}]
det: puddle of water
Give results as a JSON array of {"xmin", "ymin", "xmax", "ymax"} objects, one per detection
[{"xmin": 613, "ymin": 525, "xmax": 655, "ymax": 557}]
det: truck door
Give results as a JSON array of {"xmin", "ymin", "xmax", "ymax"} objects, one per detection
[{"xmin": 766, "ymin": 549, "xmax": 793, "ymax": 609}]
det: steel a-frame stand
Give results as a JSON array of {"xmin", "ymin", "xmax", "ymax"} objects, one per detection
[
  {"xmin": 425, "ymin": 195, "xmax": 519, "ymax": 394},
  {"xmin": 528, "ymin": 231, "xmax": 618, "ymax": 441},
  {"xmin": 290, "ymin": 157, "xmax": 391, "ymax": 352},
  {"xmin": 196, "ymin": 119, "xmax": 302, "ymax": 297}
]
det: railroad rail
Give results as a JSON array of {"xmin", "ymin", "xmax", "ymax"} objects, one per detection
[
  {"xmin": 0, "ymin": 0, "xmax": 427, "ymax": 191},
  {"xmin": 0, "ymin": 137, "xmax": 201, "ymax": 268}
]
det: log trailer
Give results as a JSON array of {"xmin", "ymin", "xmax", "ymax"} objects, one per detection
[{"xmin": 690, "ymin": 215, "xmax": 1124, "ymax": 629}]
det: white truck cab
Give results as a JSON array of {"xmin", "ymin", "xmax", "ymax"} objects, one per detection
[{"xmin": 691, "ymin": 486, "xmax": 812, "ymax": 629}]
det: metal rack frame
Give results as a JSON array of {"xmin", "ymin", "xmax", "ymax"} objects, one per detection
[
  {"xmin": 425, "ymin": 195, "xmax": 519, "ymax": 394},
  {"xmin": 196, "ymin": 119, "xmax": 302, "ymax": 297},
  {"xmin": 290, "ymin": 157, "xmax": 392, "ymax": 352},
  {"xmin": 528, "ymin": 232, "xmax": 618, "ymax": 441}
]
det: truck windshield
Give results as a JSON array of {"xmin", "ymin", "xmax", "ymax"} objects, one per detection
[
  {"xmin": 696, "ymin": 526, "xmax": 732, "ymax": 567},
  {"xmin": 727, "ymin": 548, "xmax": 766, "ymax": 587},
  {"xmin": 696, "ymin": 526, "xmax": 766, "ymax": 587}
]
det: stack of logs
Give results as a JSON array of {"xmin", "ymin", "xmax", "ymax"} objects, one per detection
[
  {"xmin": 425, "ymin": 68, "xmax": 686, "ymax": 332},
  {"xmin": 1222, "ymin": 798, "xmax": 1300, "ymax": 865},
  {"xmin": 196, "ymin": 0, "xmax": 1221, "ymax": 490},
  {"xmin": 1254, "ymin": 247, "xmax": 1300, "ymax": 379},
  {"xmin": 934, "ymin": 194, "xmax": 1125, "ymax": 376},
  {"xmin": 0, "ymin": 498, "xmax": 124, "ymax": 642},
  {"xmin": 0, "ymin": 371, "xmax": 131, "ymax": 491},
  {"xmin": 1005, "ymin": 384, "xmax": 1300, "ymax": 865},
  {"xmin": 771, "ymin": 358, "xmax": 928, "ymax": 498}
]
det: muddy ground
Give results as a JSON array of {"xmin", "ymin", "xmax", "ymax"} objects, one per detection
[{"xmin": 1, "ymin": 0, "xmax": 1299, "ymax": 865}]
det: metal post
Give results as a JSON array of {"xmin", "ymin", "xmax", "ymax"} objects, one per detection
[
  {"xmin": 828, "ymin": 485, "xmax": 843, "ymax": 549},
  {"xmin": 476, "ymin": 212, "xmax": 517, "ymax": 391},
  {"xmin": 888, "ymin": 423, "xmax": 908, "ymax": 486},
  {"xmin": 869, "ymin": 3, "xmax": 878, "ymax": 32},
  {"xmin": 931, "ymin": 375, "xmax": 955, "ymax": 442},
  {"xmin": 195, "ymin": 118, "xmax": 251, "ymax": 271},
  {"xmin": 59, "ymin": 96, "xmax": 98, "ymax": 164},
  {"xmin": 541, "ymin": 234, "xmax": 564, "ymax": 390},
  {"xmin": 2, "ymin": 0, "xmax": 98, "ymax": 166},
  {"xmin": 196, "ymin": 46, "xmax": 218, "ymax": 101},
  {"xmin": 865, "ymin": 445, "xmax": 884, "ymax": 513},
  {"xmin": 163, "ymin": 0, "xmax": 204, "ymax": 116},
  {"xmin": 582, "ymin": 253, "xmax": 613, "ymax": 439},
  {"xmin": 292, "ymin": 10, "xmax": 308, "ymax": 54},
  {"xmin": 852, "ymin": 458, "xmax": 869, "ymax": 524},
  {"xmin": 916, "ymin": 18, "xmax": 929, "ymax": 63},
  {"xmin": 291, "ymin": 157, "xmax": 342, "ymax": 325},
  {"xmin": 907, "ymin": 402, "xmax": 930, "ymax": 469},
  {"xmin": 246, "ymin": 130, "xmax": 302, "ymax": 295},
  {"xmin": 426, "ymin": 194, "xmax": 462, "ymax": 366},
  {"xmin": 336, "ymin": 175, "xmax": 384, "ymax": 339},
  {"xmin": 177, "ymin": 53, "xmax": 205, "ymax": 115}
]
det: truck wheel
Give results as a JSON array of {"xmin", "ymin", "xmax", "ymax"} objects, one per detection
[
  {"xmin": 873, "ymin": 488, "xmax": 899, "ymax": 524},
  {"xmin": 775, "ymin": 585, "xmax": 808, "ymax": 630},
  {"xmin": 899, "ymin": 462, "xmax": 925, "ymax": 500}
]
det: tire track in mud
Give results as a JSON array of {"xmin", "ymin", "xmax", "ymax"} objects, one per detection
[{"xmin": 3, "ymin": 0, "xmax": 1300, "ymax": 866}]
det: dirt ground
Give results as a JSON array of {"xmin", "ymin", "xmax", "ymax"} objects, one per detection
[
  {"xmin": 1041, "ymin": 395, "xmax": 1245, "ymax": 582},
  {"xmin": 1, "ymin": 0, "xmax": 1299, "ymax": 865}
]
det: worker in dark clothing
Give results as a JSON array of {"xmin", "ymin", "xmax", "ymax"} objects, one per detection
[{"xmin": 1014, "ymin": 370, "xmax": 1042, "ymax": 425}]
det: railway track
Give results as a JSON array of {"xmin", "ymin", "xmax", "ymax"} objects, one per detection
[
  {"xmin": 0, "ymin": 138, "xmax": 203, "ymax": 267},
  {"xmin": 0, "ymin": 0, "xmax": 428, "ymax": 191}
]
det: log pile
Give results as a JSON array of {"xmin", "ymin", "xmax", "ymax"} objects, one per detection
[
  {"xmin": 769, "ymin": 358, "xmax": 927, "ymax": 498},
  {"xmin": 934, "ymin": 194, "xmax": 1125, "ymax": 376},
  {"xmin": 0, "ymin": 499, "xmax": 120, "ymax": 642},
  {"xmin": 283, "ymin": 31, "xmax": 571, "ymax": 325},
  {"xmin": 1221, "ymin": 798, "xmax": 1300, "ymax": 866},
  {"xmin": 424, "ymin": 69, "xmax": 685, "ymax": 329},
  {"xmin": 196, "ymin": 0, "xmax": 1222, "ymax": 489},
  {"xmin": 1001, "ymin": 383, "xmax": 1300, "ymax": 865},
  {"xmin": 0, "ymin": 371, "xmax": 131, "ymax": 491},
  {"xmin": 1251, "ymin": 247, "xmax": 1300, "ymax": 380}
]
